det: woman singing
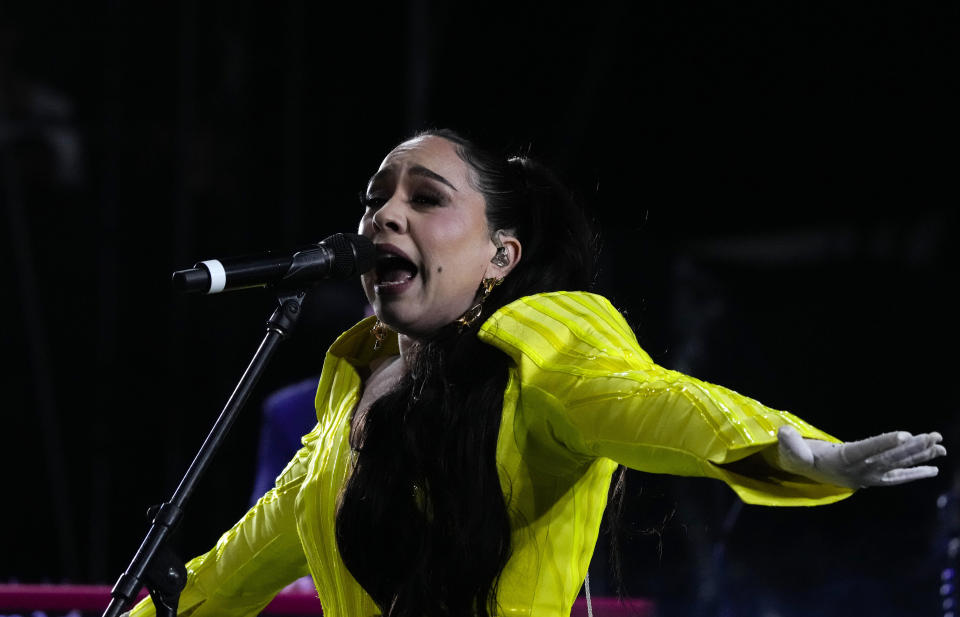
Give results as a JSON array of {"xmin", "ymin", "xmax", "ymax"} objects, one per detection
[{"xmin": 128, "ymin": 129, "xmax": 945, "ymax": 617}]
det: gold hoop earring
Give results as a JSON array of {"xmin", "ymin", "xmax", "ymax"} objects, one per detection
[
  {"xmin": 371, "ymin": 319, "xmax": 388, "ymax": 350},
  {"xmin": 456, "ymin": 277, "xmax": 504, "ymax": 331}
]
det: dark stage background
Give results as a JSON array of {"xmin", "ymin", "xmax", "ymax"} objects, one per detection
[{"xmin": 2, "ymin": 2, "xmax": 957, "ymax": 616}]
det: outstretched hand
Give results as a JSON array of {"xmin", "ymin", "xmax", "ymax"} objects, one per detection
[{"xmin": 775, "ymin": 425, "xmax": 946, "ymax": 489}]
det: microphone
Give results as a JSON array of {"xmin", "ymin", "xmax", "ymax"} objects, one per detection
[{"xmin": 172, "ymin": 233, "xmax": 375, "ymax": 294}]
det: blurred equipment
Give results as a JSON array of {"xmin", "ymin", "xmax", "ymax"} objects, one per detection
[{"xmin": 938, "ymin": 474, "xmax": 960, "ymax": 617}]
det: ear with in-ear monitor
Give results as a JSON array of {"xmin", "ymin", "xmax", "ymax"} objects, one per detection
[{"xmin": 490, "ymin": 230, "xmax": 510, "ymax": 267}]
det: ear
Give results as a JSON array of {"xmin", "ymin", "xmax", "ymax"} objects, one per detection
[{"xmin": 485, "ymin": 230, "xmax": 522, "ymax": 279}]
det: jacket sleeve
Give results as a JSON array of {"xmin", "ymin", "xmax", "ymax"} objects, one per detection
[
  {"xmin": 127, "ymin": 432, "xmax": 315, "ymax": 617},
  {"xmin": 478, "ymin": 292, "xmax": 855, "ymax": 506}
]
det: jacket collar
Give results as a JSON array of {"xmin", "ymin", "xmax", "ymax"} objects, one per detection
[{"xmin": 327, "ymin": 315, "xmax": 400, "ymax": 370}]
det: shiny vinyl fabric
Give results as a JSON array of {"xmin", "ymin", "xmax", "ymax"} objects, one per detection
[{"xmin": 129, "ymin": 291, "xmax": 853, "ymax": 617}]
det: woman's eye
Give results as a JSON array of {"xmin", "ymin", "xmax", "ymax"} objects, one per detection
[
  {"xmin": 358, "ymin": 190, "xmax": 442, "ymax": 209},
  {"xmin": 360, "ymin": 193, "xmax": 386, "ymax": 209},
  {"xmin": 410, "ymin": 192, "xmax": 442, "ymax": 206}
]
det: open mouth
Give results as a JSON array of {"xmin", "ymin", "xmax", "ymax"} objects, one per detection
[{"xmin": 373, "ymin": 247, "xmax": 419, "ymax": 292}]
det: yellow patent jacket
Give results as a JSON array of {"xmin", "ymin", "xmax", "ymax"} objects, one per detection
[{"xmin": 130, "ymin": 291, "xmax": 853, "ymax": 617}]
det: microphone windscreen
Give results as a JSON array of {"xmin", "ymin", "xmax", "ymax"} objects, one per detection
[
  {"xmin": 322, "ymin": 233, "xmax": 375, "ymax": 279},
  {"xmin": 349, "ymin": 234, "xmax": 376, "ymax": 275}
]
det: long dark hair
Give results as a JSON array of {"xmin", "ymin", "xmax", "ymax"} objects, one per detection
[{"xmin": 335, "ymin": 129, "xmax": 596, "ymax": 617}]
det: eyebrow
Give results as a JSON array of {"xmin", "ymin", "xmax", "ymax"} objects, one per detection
[
  {"xmin": 409, "ymin": 165, "xmax": 459, "ymax": 192},
  {"xmin": 367, "ymin": 164, "xmax": 459, "ymax": 193}
]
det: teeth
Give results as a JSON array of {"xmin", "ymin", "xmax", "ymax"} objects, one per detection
[{"xmin": 377, "ymin": 278, "xmax": 410, "ymax": 287}]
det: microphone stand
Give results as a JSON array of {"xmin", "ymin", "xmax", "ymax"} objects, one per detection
[{"xmin": 103, "ymin": 289, "xmax": 308, "ymax": 617}]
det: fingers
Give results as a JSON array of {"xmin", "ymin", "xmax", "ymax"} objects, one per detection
[
  {"xmin": 886, "ymin": 439, "xmax": 946, "ymax": 466},
  {"xmin": 862, "ymin": 433, "xmax": 945, "ymax": 470},
  {"xmin": 894, "ymin": 444, "xmax": 947, "ymax": 469},
  {"xmin": 776, "ymin": 427, "xmax": 946, "ymax": 488},
  {"xmin": 839, "ymin": 431, "xmax": 911, "ymax": 463},
  {"xmin": 856, "ymin": 431, "xmax": 945, "ymax": 486},
  {"xmin": 877, "ymin": 465, "xmax": 939, "ymax": 486}
]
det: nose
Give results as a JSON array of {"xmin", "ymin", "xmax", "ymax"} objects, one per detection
[{"xmin": 371, "ymin": 197, "xmax": 407, "ymax": 234}]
